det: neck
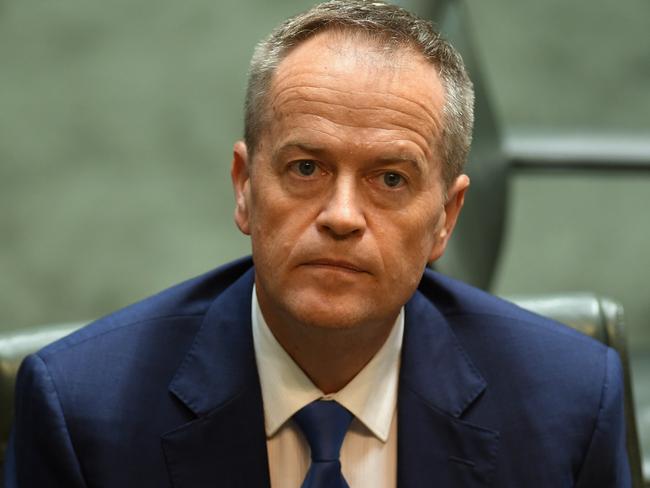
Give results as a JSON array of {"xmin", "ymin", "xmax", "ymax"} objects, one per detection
[{"xmin": 261, "ymin": 306, "xmax": 397, "ymax": 394}]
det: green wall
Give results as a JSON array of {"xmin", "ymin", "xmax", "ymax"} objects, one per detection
[
  {"xmin": 494, "ymin": 170, "xmax": 650, "ymax": 350},
  {"xmin": 1, "ymin": 0, "xmax": 649, "ymax": 334}
]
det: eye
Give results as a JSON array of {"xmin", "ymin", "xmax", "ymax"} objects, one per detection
[
  {"xmin": 292, "ymin": 160, "xmax": 317, "ymax": 177},
  {"xmin": 382, "ymin": 172, "xmax": 405, "ymax": 188}
]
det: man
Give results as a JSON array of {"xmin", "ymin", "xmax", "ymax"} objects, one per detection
[{"xmin": 6, "ymin": 1, "xmax": 630, "ymax": 487}]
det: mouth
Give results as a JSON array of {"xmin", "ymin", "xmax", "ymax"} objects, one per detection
[{"xmin": 303, "ymin": 258, "xmax": 367, "ymax": 273}]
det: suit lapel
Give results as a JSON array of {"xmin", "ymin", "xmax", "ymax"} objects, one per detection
[
  {"xmin": 161, "ymin": 268, "xmax": 271, "ymax": 488},
  {"xmin": 398, "ymin": 290, "xmax": 499, "ymax": 487}
]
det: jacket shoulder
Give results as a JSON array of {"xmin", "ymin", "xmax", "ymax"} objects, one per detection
[
  {"xmin": 415, "ymin": 269, "xmax": 612, "ymax": 403},
  {"xmin": 418, "ymin": 269, "xmax": 604, "ymax": 348},
  {"xmin": 38, "ymin": 256, "xmax": 254, "ymax": 358},
  {"xmin": 416, "ymin": 270, "xmax": 628, "ymax": 485}
]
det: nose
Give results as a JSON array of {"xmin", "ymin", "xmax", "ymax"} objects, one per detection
[{"xmin": 315, "ymin": 176, "xmax": 366, "ymax": 238}]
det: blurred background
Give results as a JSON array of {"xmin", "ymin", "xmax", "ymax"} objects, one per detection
[{"xmin": 1, "ymin": 0, "xmax": 649, "ymax": 472}]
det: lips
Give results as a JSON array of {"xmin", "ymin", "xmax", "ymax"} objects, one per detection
[{"xmin": 303, "ymin": 258, "xmax": 367, "ymax": 273}]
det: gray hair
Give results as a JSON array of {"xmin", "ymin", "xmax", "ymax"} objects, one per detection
[{"xmin": 244, "ymin": 0, "xmax": 474, "ymax": 186}]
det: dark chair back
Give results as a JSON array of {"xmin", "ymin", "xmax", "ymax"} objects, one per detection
[{"xmin": 430, "ymin": 0, "xmax": 510, "ymax": 290}]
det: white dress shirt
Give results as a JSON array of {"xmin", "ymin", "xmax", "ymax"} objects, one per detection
[{"xmin": 251, "ymin": 286, "xmax": 404, "ymax": 488}]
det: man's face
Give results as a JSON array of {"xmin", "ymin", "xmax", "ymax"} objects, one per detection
[{"xmin": 232, "ymin": 31, "xmax": 468, "ymax": 333}]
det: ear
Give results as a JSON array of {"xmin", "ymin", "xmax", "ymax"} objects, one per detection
[
  {"xmin": 428, "ymin": 174, "xmax": 470, "ymax": 262},
  {"xmin": 231, "ymin": 140, "xmax": 252, "ymax": 235}
]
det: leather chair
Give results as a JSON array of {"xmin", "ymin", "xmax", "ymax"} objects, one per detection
[{"xmin": 0, "ymin": 294, "xmax": 643, "ymax": 486}]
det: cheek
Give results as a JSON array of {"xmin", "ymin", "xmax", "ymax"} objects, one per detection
[
  {"xmin": 248, "ymin": 182, "xmax": 316, "ymax": 263},
  {"xmin": 378, "ymin": 204, "xmax": 442, "ymax": 284},
  {"xmin": 248, "ymin": 171, "xmax": 288, "ymax": 227},
  {"xmin": 395, "ymin": 199, "xmax": 442, "ymax": 251}
]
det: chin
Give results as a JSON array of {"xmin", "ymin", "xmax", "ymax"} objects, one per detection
[{"xmin": 285, "ymin": 292, "xmax": 382, "ymax": 331}]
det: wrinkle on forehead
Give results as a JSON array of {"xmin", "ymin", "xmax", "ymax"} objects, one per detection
[
  {"xmin": 271, "ymin": 82, "xmax": 441, "ymax": 151},
  {"xmin": 263, "ymin": 32, "xmax": 446, "ymax": 160}
]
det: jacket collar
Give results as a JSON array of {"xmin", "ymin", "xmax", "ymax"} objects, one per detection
[
  {"xmin": 161, "ymin": 267, "xmax": 271, "ymax": 487},
  {"xmin": 401, "ymin": 289, "xmax": 487, "ymax": 417},
  {"xmin": 397, "ymin": 289, "xmax": 499, "ymax": 487}
]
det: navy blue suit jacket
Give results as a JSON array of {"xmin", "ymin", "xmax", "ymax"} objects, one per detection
[{"xmin": 6, "ymin": 257, "xmax": 630, "ymax": 487}]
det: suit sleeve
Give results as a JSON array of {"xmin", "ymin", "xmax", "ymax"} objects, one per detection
[
  {"xmin": 575, "ymin": 347, "xmax": 632, "ymax": 488},
  {"xmin": 4, "ymin": 353, "xmax": 87, "ymax": 487}
]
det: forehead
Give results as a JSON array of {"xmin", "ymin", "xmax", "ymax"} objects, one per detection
[
  {"xmin": 264, "ymin": 31, "xmax": 445, "ymax": 154},
  {"xmin": 271, "ymin": 30, "xmax": 444, "ymax": 110}
]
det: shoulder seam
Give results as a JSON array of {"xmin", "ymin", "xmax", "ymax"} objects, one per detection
[
  {"xmin": 42, "ymin": 313, "xmax": 204, "ymax": 354},
  {"xmin": 31, "ymin": 353, "xmax": 88, "ymax": 486}
]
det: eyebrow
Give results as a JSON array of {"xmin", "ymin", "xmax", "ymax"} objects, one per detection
[
  {"xmin": 375, "ymin": 155, "xmax": 424, "ymax": 175},
  {"xmin": 273, "ymin": 142, "xmax": 328, "ymax": 161},
  {"xmin": 274, "ymin": 141, "xmax": 425, "ymax": 175}
]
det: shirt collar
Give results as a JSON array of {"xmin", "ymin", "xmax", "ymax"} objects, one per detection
[{"xmin": 251, "ymin": 285, "xmax": 404, "ymax": 442}]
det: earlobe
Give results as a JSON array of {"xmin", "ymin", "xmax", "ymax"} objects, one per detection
[
  {"xmin": 231, "ymin": 141, "xmax": 252, "ymax": 235},
  {"xmin": 428, "ymin": 174, "xmax": 470, "ymax": 263}
]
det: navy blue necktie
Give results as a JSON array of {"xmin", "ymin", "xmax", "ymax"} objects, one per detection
[{"xmin": 293, "ymin": 400, "xmax": 354, "ymax": 488}]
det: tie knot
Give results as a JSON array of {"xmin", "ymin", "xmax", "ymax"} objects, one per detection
[{"xmin": 293, "ymin": 400, "xmax": 353, "ymax": 462}]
